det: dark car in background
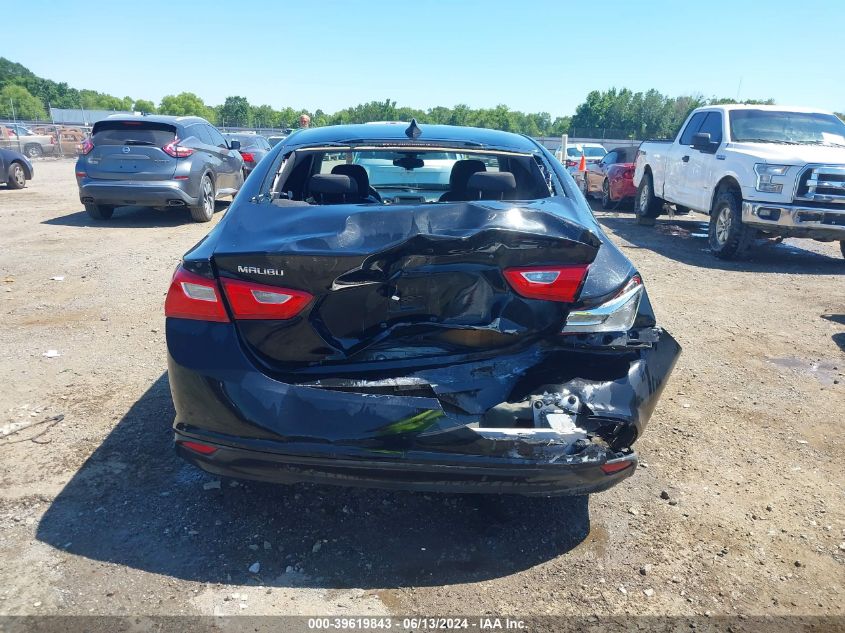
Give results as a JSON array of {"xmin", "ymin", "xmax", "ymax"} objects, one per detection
[
  {"xmin": 223, "ymin": 133, "xmax": 271, "ymax": 176},
  {"xmin": 165, "ymin": 122, "xmax": 679, "ymax": 496},
  {"xmin": 0, "ymin": 148, "xmax": 34, "ymax": 189},
  {"xmin": 75, "ymin": 115, "xmax": 244, "ymax": 222},
  {"xmin": 581, "ymin": 146, "xmax": 638, "ymax": 209}
]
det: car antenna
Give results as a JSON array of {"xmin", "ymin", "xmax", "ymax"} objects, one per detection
[{"xmin": 405, "ymin": 118, "xmax": 422, "ymax": 139}]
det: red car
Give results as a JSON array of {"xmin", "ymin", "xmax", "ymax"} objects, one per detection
[{"xmin": 580, "ymin": 146, "xmax": 637, "ymax": 209}]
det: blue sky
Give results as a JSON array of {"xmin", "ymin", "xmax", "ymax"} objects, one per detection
[{"xmin": 4, "ymin": 0, "xmax": 843, "ymax": 117}]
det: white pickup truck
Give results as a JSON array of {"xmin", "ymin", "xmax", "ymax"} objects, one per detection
[{"xmin": 633, "ymin": 105, "xmax": 845, "ymax": 259}]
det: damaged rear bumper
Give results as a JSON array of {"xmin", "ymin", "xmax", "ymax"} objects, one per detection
[
  {"xmin": 167, "ymin": 319, "xmax": 680, "ymax": 496},
  {"xmin": 174, "ymin": 434, "xmax": 639, "ymax": 496}
]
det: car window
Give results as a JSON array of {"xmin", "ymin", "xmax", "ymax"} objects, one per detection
[
  {"xmin": 189, "ymin": 125, "xmax": 212, "ymax": 145},
  {"xmin": 91, "ymin": 120, "xmax": 176, "ymax": 146},
  {"xmin": 603, "ymin": 151, "xmax": 617, "ymax": 164},
  {"xmin": 697, "ymin": 112, "xmax": 723, "ymax": 145},
  {"xmin": 679, "ymin": 112, "xmax": 708, "ymax": 145},
  {"xmin": 206, "ymin": 125, "xmax": 228, "ymax": 148}
]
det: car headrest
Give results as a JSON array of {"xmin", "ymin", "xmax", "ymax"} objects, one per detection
[
  {"xmin": 466, "ymin": 171, "xmax": 517, "ymax": 197},
  {"xmin": 448, "ymin": 159, "xmax": 487, "ymax": 189},
  {"xmin": 331, "ymin": 164, "xmax": 370, "ymax": 192},
  {"xmin": 309, "ymin": 174, "xmax": 358, "ymax": 195}
]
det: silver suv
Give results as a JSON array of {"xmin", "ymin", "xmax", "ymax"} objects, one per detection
[{"xmin": 75, "ymin": 115, "xmax": 244, "ymax": 222}]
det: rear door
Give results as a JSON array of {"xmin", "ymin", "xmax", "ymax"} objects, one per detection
[
  {"xmin": 205, "ymin": 125, "xmax": 241, "ymax": 191},
  {"xmin": 84, "ymin": 120, "xmax": 178, "ymax": 181},
  {"xmin": 664, "ymin": 111, "xmax": 707, "ymax": 204}
]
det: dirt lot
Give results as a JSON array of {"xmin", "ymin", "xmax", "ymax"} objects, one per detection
[{"xmin": 1, "ymin": 161, "xmax": 843, "ymax": 629}]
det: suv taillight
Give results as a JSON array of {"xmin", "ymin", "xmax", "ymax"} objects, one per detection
[
  {"xmin": 165, "ymin": 266, "xmax": 229, "ymax": 322},
  {"xmin": 240, "ymin": 151, "xmax": 255, "ymax": 163},
  {"xmin": 503, "ymin": 265, "xmax": 589, "ymax": 302},
  {"xmin": 81, "ymin": 138, "xmax": 94, "ymax": 155},
  {"xmin": 162, "ymin": 138, "xmax": 194, "ymax": 158}
]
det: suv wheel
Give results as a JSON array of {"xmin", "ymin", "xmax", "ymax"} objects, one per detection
[
  {"xmin": 636, "ymin": 172, "xmax": 663, "ymax": 225},
  {"xmin": 85, "ymin": 203, "xmax": 115, "ymax": 220},
  {"xmin": 708, "ymin": 190, "xmax": 752, "ymax": 259},
  {"xmin": 6, "ymin": 162, "xmax": 26, "ymax": 189},
  {"xmin": 190, "ymin": 175, "xmax": 215, "ymax": 223},
  {"xmin": 24, "ymin": 144, "xmax": 43, "ymax": 158}
]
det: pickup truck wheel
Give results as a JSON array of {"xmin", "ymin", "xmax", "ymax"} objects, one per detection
[
  {"xmin": 636, "ymin": 172, "xmax": 663, "ymax": 224},
  {"xmin": 189, "ymin": 175, "xmax": 215, "ymax": 223},
  {"xmin": 84, "ymin": 203, "xmax": 115, "ymax": 220},
  {"xmin": 708, "ymin": 191, "xmax": 752, "ymax": 259},
  {"xmin": 6, "ymin": 162, "xmax": 26, "ymax": 189},
  {"xmin": 24, "ymin": 144, "xmax": 43, "ymax": 158}
]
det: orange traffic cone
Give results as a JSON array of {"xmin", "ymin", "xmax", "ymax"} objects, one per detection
[{"xmin": 578, "ymin": 153, "xmax": 587, "ymax": 172}]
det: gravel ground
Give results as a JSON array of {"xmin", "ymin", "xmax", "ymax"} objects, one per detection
[{"xmin": 0, "ymin": 161, "xmax": 843, "ymax": 629}]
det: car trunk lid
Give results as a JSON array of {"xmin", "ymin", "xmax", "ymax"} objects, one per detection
[{"xmin": 210, "ymin": 200, "xmax": 601, "ymax": 369}]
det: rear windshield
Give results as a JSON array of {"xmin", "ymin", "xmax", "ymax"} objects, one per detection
[
  {"xmin": 225, "ymin": 134, "xmax": 265, "ymax": 148},
  {"xmin": 92, "ymin": 121, "xmax": 176, "ymax": 146},
  {"xmin": 567, "ymin": 146, "xmax": 606, "ymax": 158}
]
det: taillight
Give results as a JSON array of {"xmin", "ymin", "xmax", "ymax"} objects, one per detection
[
  {"xmin": 503, "ymin": 265, "xmax": 589, "ymax": 302},
  {"xmin": 164, "ymin": 266, "xmax": 229, "ymax": 322},
  {"xmin": 81, "ymin": 138, "xmax": 94, "ymax": 155},
  {"xmin": 220, "ymin": 277, "xmax": 312, "ymax": 320},
  {"xmin": 240, "ymin": 152, "xmax": 255, "ymax": 162},
  {"xmin": 178, "ymin": 440, "xmax": 217, "ymax": 455},
  {"xmin": 565, "ymin": 159, "xmax": 577, "ymax": 167},
  {"xmin": 162, "ymin": 138, "xmax": 194, "ymax": 158},
  {"xmin": 601, "ymin": 460, "xmax": 633, "ymax": 475}
]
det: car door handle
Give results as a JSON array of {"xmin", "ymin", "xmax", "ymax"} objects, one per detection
[{"xmin": 682, "ymin": 155, "xmax": 690, "ymax": 163}]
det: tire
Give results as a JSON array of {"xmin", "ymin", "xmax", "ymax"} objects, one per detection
[
  {"xmin": 840, "ymin": 241, "xmax": 845, "ymax": 260},
  {"xmin": 190, "ymin": 175, "xmax": 215, "ymax": 223},
  {"xmin": 85, "ymin": 203, "xmax": 115, "ymax": 220},
  {"xmin": 24, "ymin": 144, "xmax": 43, "ymax": 158},
  {"xmin": 6, "ymin": 162, "xmax": 26, "ymax": 189},
  {"xmin": 636, "ymin": 172, "xmax": 663, "ymax": 224},
  {"xmin": 601, "ymin": 179, "xmax": 618, "ymax": 210},
  {"xmin": 708, "ymin": 190, "xmax": 753, "ymax": 260}
]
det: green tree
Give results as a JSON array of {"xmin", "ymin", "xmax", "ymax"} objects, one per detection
[
  {"xmin": 0, "ymin": 84, "xmax": 47, "ymax": 120},
  {"xmin": 219, "ymin": 96, "xmax": 251, "ymax": 127},
  {"xmin": 159, "ymin": 92, "xmax": 216, "ymax": 121},
  {"xmin": 133, "ymin": 99, "xmax": 157, "ymax": 114}
]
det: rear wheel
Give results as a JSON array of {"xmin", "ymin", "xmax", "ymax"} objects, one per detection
[
  {"xmin": 708, "ymin": 190, "xmax": 752, "ymax": 259},
  {"xmin": 601, "ymin": 179, "xmax": 618, "ymax": 210},
  {"xmin": 6, "ymin": 162, "xmax": 26, "ymax": 189},
  {"xmin": 190, "ymin": 175, "xmax": 215, "ymax": 223},
  {"xmin": 24, "ymin": 144, "xmax": 43, "ymax": 158},
  {"xmin": 636, "ymin": 172, "xmax": 663, "ymax": 224},
  {"xmin": 85, "ymin": 203, "xmax": 115, "ymax": 220}
]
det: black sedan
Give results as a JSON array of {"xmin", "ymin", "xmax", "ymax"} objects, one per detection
[
  {"xmin": 0, "ymin": 148, "xmax": 34, "ymax": 189},
  {"xmin": 223, "ymin": 133, "xmax": 271, "ymax": 176},
  {"xmin": 165, "ymin": 122, "xmax": 680, "ymax": 496}
]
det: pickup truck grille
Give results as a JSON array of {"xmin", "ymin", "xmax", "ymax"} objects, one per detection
[{"xmin": 795, "ymin": 165, "xmax": 845, "ymax": 205}]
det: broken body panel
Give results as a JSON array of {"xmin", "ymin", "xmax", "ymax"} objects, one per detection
[{"xmin": 166, "ymin": 123, "xmax": 680, "ymax": 495}]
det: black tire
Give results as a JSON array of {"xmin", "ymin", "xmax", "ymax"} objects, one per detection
[
  {"xmin": 708, "ymin": 190, "xmax": 753, "ymax": 259},
  {"xmin": 24, "ymin": 144, "xmax": 43, "ymax": 158},
  {"xmin": 601, "ymin": 179, "xmax": 618, "ymax": 210},
  {"xmin": 6, "ymin": 162, "xmax": 26, "ymax": 189},
  {"xmin": 636, "ymin": 171, "xmax": 663, "ymax": 224},
  {"xmin": 85, "ymin": 203, "xmax": 115, "ymax": 220},
  {"xmin": 190, "ymin": 175, "xmax": 215, "ymax": 223},
  {"xmin": 840, "ymin": 241, "xmax": 845, "ymax": 260}
]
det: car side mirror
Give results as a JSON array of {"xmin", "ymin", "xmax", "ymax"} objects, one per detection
[
  {"xmin": 691, "ymin": 132, "xmax": 714, "ymax": 152},
  {"xmin": 228, "ymin": 140, "xmax": 241, "ymax": 150}
]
